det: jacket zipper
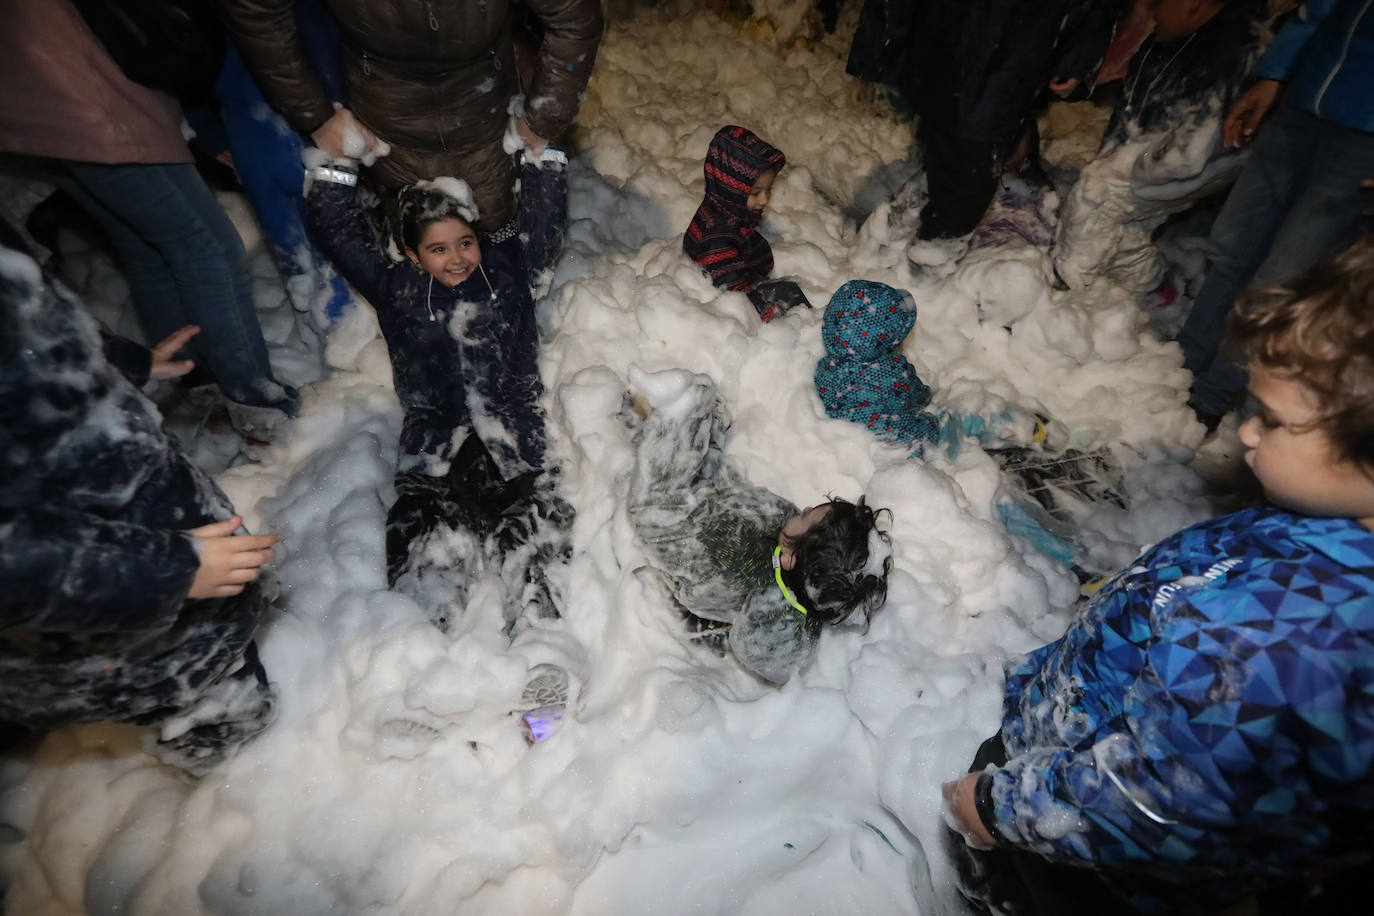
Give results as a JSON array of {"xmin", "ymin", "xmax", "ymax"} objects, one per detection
[{"xmin": 1313, "ymin": 0, "xmax": 1371, "ymax": 117}]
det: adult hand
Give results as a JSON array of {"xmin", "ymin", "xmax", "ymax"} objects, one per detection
[
  {"xmin": 1223, "ymin": 79, "xmax": 1281, "ymax": 148},
  {"xmin": 515, "ymin": 117, "xmax": 549, "ymax": 158},
  {"xmin": 1048, "ymin": 76, "xmax": 1081, "ymax": 98},
  {"xmin": 149, "ymin": 325, "xmax": 200, "ymax": 380},
  {"xmin": 311, "ymin": 107, "xmax": 386, "ymax": 163},
  {"xmin": 186, "ymin": 516, "xmax": 280, "ymax": 599},
  {"xmin": 941, "ymin": 773, "xmax": 998, "ymax": 849}
]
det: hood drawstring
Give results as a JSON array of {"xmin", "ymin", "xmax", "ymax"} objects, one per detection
[
  {"xmin": 479, "ymin": 263, "xmax": 497, "ymax": 302},
  {"xmin": 425, "ymin": 273, "xmax": 436, "ymax": 322}
]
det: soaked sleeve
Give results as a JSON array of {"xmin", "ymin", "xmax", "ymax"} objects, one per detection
[
  {"xmin": 0, "ymin": 506, "xmax": 200, "ymax": 633},
  {"xmin": 1252, "ymin": 0, "xmax": 1333, "ymax": 82},
  {"xmin": 221, "ymin": 0, "xmax": 336, "ymax": 134},
  {"xmin": 304, "ymin": 178, "xmax": 389, "ymax": 306},
  {"xmin": 520, "ymin": 0, "xmax": 604, "ymax": 141},
  {"xmin": 988, "ymin": 568, "xmax": 1374, "ymax": 879},
  {"xmin": 627, "ymin": 375, "xmax": 728, "ymax": 535}
]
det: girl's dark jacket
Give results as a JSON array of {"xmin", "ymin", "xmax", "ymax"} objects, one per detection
[
  {"xmin": 0, "ymin": 249, "xmax": 265, "ymax": 729},
  {"xmin": 221, "ymin": 0, "xmax": 602, "ymax": 230},
  {"xmin": 304, "ymin": 173, "xmax": 550, "ymax": 480}
]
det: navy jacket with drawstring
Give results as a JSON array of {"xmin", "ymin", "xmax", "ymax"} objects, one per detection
[{"xmin": 305, "ymin": 175, "xmax": 547, "ymax": 479}]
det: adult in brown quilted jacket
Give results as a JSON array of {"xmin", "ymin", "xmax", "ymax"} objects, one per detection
[{"xmin": 221, "ymin": 0, "xmax": 602, "ymax": 231}]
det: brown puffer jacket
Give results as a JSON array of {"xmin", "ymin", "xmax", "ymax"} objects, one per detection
[{"xmin": 221, "ymin": 0, "xmax": 602, "ymax": 230}]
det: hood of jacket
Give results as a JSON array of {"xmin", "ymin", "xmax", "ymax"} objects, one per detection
[
  {"xmin": 701, "ymin": 125, "xmax": 786, "ymax": 221},
  {"xmin": 814, "ymin": 280, "xmax": 938, "ymax": 446}
]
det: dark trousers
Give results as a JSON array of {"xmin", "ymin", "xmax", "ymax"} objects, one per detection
[
  {"xmin": 917, "ymin": 123, "xmax": 1003, "ymax": 240},
  {"xmin": 1179, "ymin": 101, "xmax": 1374, "ymax": 414},
  {"xmin": 386, "ymin": 434, "xmax": 571, "ymax": 635}
]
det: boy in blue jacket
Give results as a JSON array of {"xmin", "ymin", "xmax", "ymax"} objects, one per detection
[{"xmin": 942, "ymin": 235, "xmax": 1374, "ymax": 914}]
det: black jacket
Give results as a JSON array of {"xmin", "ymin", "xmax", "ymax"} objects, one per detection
[
  {"xmin": 850, "ymin": 0, "xmax": 1126, "ymax": 142},
  {"xmin": 0, "ymin": 250, "xmax": 265, "ymax": 729}
]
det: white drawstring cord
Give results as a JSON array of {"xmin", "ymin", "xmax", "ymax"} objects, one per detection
[
  {"xmin": 479, "ymin": 263, "xmax": 497, "ymax": 301},
  {"xmin": 425, "ymin": 273, "xmax": 436, "ymax": 321}
]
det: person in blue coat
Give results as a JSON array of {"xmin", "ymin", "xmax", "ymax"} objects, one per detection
[
  {"xmin": 1179, "ymin": 0, "xmax": 1374, "ymax": 425},
  {"xmin": 942, "ymin": 236, "xmax": 1374, "ymax": 914}
]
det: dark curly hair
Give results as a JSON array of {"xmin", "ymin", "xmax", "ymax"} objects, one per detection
[
  {"xmin": 779, "ymin": 497, "xmax": 892, "ymax": 632},
  {"xmin": 1228, "ymin": 234, "xmax": 1374, "ymax": 469}
]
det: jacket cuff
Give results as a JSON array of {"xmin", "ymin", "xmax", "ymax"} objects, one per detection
[{"xmin": 974, "ymin": 769, "xmax": 1002, "ymax": 843}]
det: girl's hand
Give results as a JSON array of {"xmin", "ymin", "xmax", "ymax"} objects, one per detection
[
  {"xmin": 941, "ymin": 773, "xmax": 998, "ymax": 849},
  {"xmin": 149, "ymin": 325, "xmax": 199, "ymax": 380},
  {"xmin": 1223, "ymin": 80, "xmax": 1280, "ymax": 148},
  {"xmin": 186, "ymin": 516, "xmax": 280, "ymax": 599}
]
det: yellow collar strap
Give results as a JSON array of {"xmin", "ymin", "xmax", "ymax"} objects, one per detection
[{"xmin": 772, "ymin": 546, "xmax": 809, "ymax": 616}]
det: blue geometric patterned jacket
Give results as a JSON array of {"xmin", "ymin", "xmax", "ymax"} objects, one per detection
[{"xmin": 984, "ymin": 504, "xmax": 1374, "ymax": 911}]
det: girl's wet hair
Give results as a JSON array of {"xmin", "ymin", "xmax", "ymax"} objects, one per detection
[
  {"xmin": 780, "ymin": 497, "xmax": 892, "ymax": 630},
  {"xmin": 393, "ymin": 184, "xmax": 476, "ymax": 254}
]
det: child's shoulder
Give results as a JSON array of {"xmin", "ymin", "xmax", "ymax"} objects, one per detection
[{"xmin": 1161, "ymin": 504, "xmax": 1374, "ymax": 581}]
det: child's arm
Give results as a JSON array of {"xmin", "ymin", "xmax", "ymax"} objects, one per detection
[
  {"xmin": 0, "ymin": 506, "xmax": 222, "ymax": 633},
  {"xmin": 303, "ymin": 166, "xmax": 390, "ymax": 306},
  {"xmin": 626, "ymin": 369, "xmax": 728, "ymax": 521},
  {"xmin": 517, "ymin": 147, "xmax": 568, "ymax": 296},
  {"xmin": 973, "ymin": 580, "xmax": 1372, "ymax": 879}
]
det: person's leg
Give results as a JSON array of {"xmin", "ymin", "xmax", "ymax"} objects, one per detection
[
  {"xmin": 1176, "ymin": 103, "xmax": 1322, "ymax": 414},
  {"xmin": 916, "ymin": 123, "xmax": 1002, "ymax": 240},
  {"xmin": 64, "ymin": 161, "xmax": 293, "ymax": 410},
  {"xmin": 145, "ymin": 641, "xmax": 276, "ymax": 776},
  {"xmin": 56, "ymin": 174, "xmax": 189, "ymax": 341},
  {"xmin": 1189, "ymin": 117, "xmax": 1374, "ymax": 415},
  {"xmin": 387, "ymin": 435, "xmax": 496, "ymax": 631}
]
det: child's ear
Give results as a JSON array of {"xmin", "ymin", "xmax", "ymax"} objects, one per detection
[
  {"xmin": 779, "ymin": 547, "xmax": 797, "ymax": 571},
  {"xmin": 404, "ymin": 248, "xmax": 420, "ymax": 266}
]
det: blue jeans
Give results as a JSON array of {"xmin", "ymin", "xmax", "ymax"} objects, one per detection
[
  {"xmin": 1178, "ymin": 101, "xmax": 1374, "ymax": 415},
  {"xmin": 61, "ymin": 161, "xmax": 296, "ymax": 411}
]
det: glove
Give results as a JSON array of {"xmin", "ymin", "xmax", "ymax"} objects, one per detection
[{"xmin": 750, "ymin": 279, "xmax": 812, "ymax": 321}]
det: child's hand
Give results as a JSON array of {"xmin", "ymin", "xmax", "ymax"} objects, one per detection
[
  {"xmin": 149, "ymin": 325, "xmax": 200, "ymax": 380},
  {"xmin": 186, "ymin": 516, "xmax": 280, "ymax": 599},
  {"xmin": 941, "ymin": 773, "xmax": 998, "ymax": 849},
  {"xmin": 1223, "ymin": 80, "xmax": 1280, "ymax": 148}
]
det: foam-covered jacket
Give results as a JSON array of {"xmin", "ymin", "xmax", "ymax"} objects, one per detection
[
  {"xmin": 0, "ymin": 249, "xmax": 264, "ymax": 729},
  {"xmin": 1253, "ymin": 0, "xmax": 1374, "ymax": 133},
  {"xmin": 983, "ymin": 505, "xmax": 1374, "ymax": 911},
  {"xmin": 1104, "ymin": 4, "xmax": 1267, "ymax": 144},
  {"xmin": 627, "ymin": 374, "xmax": 815, "ymax": 684},
  {"xmin": 683, "ymin": 126, "xmax": 786, "ymax": 317},
  {"xmin": 304, "ymin": 175, "xmax": 547, "ymax": 479},
  {"xmin": 222, "ymin": 0, "xmax": 602, "ymax": 230},
  {"xmin": 813, "ymin": 280, "xmax": 942, "ymax": 451}
]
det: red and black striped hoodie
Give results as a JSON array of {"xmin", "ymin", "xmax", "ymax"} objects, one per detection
[{"xmin": 682, "ymin": 126, "xmax": 785, "ymax": 315}]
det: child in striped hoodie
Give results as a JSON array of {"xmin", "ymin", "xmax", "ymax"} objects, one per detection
[{"xmin": 683, "ymin": 125, "xmax": 811, "ymax": 322}]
